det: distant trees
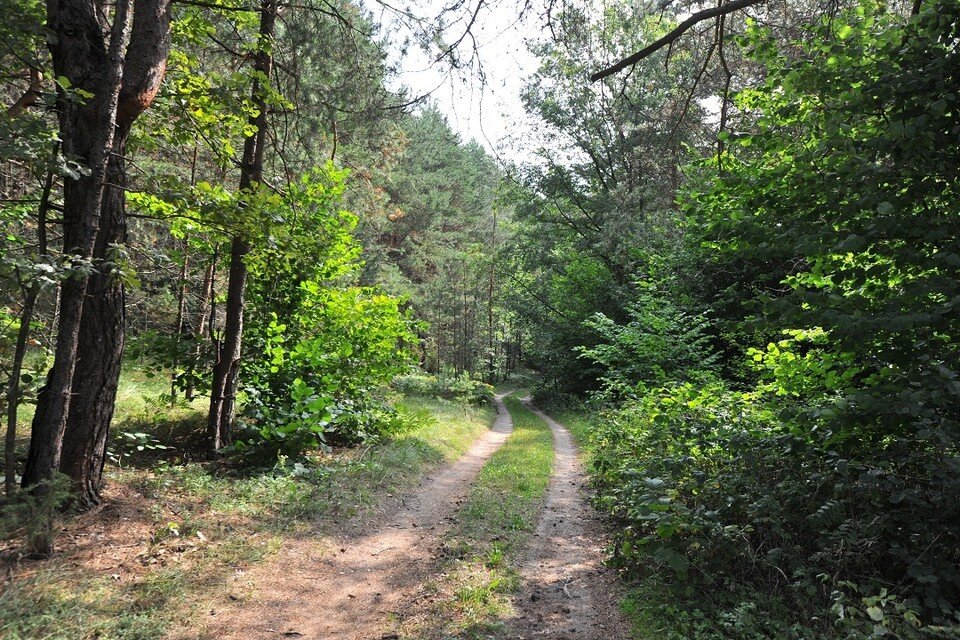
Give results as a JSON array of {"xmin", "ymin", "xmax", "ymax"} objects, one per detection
[
  {"xmin": 504, "ymin": 4, "xmax": 704, "ymax": 396},
  {"xmin": 364, "ymin": 108, "xmax": 519, "ymax": 381}
]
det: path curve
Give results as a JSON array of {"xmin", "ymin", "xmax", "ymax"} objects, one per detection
[
  {"xmin": 200, "ymin": 393, "xmax": 515, "ymax": 640},
  {"xmin": 502, "ymin": 400, "xmax": 631, "ymax": 640}
]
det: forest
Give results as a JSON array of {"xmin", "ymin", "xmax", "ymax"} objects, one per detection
[{"xmin": 0, "ymin": 0, "xmax": 958, "ymax": 637}]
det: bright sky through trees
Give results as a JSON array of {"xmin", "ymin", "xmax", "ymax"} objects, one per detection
[{"xmin": 385, "ymin": 0, "xmax": 544, "ymax": 154}]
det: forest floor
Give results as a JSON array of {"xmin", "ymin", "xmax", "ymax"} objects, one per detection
[{"xmin": 0, "ymin": 376, "xmax": 634, "ymax": 639}]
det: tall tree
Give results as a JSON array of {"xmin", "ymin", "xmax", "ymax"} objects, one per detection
[
  {"xmin": 207, "ymin": 0, "xmax": 277, "ymax": 451},
  {"xmin": 22, "ymin": 0, "xmax": 171, "ymax": 509}
]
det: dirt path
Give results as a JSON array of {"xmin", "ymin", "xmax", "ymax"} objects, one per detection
[
  {"xmin": 198, "ymin": 393, "xmax": 515, "ymax": 640},
  {"xmin": 501, "ymin": 400, "xmax": 631, "ymax": 640}
]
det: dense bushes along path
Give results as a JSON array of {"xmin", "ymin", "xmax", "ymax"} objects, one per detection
[{"xmin": 194, "ymin": 394, "xmax": 629, "ymax": 639}]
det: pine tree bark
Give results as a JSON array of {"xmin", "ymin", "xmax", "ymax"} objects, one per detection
[
  {"xmin": 23, "ymin": 0, "xmax": 135, "ymax": 491},
  {"xmin": 207, "ymin": 0, "xmax": 277, "ymax": 451},
  {"xmin": 58, "ymin": 131, "xmax": 129, "ymax": 509},
  {"xmin": 56, "ymin": 0, "xmax": 172, "ymax": 506},
  {"xmin": 208, "ymin": 235, "xmax": 251, "ymax": 450},
  {"xmin": 23, "ymin": 0, "xmax": 171, "ymax": 507}
]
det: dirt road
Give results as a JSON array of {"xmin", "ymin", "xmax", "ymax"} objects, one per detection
[
  {"xmin": 500, "ymin": 400, "xmax": 631, "ymax": 639},
  {"xmin": 200, "ymin": 394, "xmax": 514, "ymax": 640},
  {"xmin": 194, "ymin": 395, "xmax": 630, "ymax": 640}
]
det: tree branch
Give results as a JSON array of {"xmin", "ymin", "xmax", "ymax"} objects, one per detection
[
  {"xmin": 117, "ymin": 0, "xmax": 173, "ymax": 126},
  {"xmin": 6, "ymin": 68, "xmax": 44, "ymax": 117},
  {"xmin": 589, "ymin": 0, "xmax": 766, "ymax": 82}
]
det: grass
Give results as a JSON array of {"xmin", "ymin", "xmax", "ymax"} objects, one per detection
[
  {"xmin": 6, "ymin": 365, "xmax": 210, "ymax": 473},
  {"xmin": 0, "ymin": 370, "xmax": 494, "ymax": 640},
  {"xmin": 400, "ymin": 393, "xmax": 555, "ymax": 639}
]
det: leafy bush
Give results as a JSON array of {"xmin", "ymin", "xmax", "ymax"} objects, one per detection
[
  {"xmin": 108, "ymin": 430, "xmax": 169, "ymax": 467},
  {"xmin": 576, "ymin": 279, "xmax": 718, "ymax": 401},
  {"xmin": 588, "ymin": 383, "xmax": 960, "ymax": 636},
  {"xmin": 233, "ymin": 166, "xmax": 416, "ymax": 460},
  {"xmin": 236, "ymin": 286, "xmax": 415, "ymax": 459},
  {"xmin": 392, "ymin": 371, "xmax": 494, "ymax": 405}
]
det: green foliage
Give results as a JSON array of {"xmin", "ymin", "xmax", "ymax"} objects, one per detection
[
  {"xmin": 689, "ymin": 0, "xmax": 960, "ymax": 442},
  {"xmin": 576, "ymin": 279, "xmax": 718, "ymax": 400},
  {"xmin": 0, "ymin": 474, "xmax": 72, "ymax": 557},
  {"xmin": 361, "ymin": 107, "xmax": 512, "ymax": 381},
  {"xmin": 511, "ymin": 249, "xmax": 625, "ymax": 396},
  {"xmin": 587, "ymin": 381, "xmax": 960, "ymax": 635},
  {"xmin": 0, "ymin": 306, "xmax": 50, "ymax": 401},
  {"xmin": 107, "ymin": 431, "xmax": 169, "ymax": 467},
  {"xmin": 505, "ymin": 4, "xmax": 706, "ymax": 397},
  {"xmin": 392, "ymin": 371, "xmax": 494, "ymax": 405},
  {"xmin": 237, "ymin": 286, "xmax": 414, "ymax": 457},
  {"xmin": 540, "ymin": 3, "xmax": 960, "ymax": 635},
  {"xmin": 620, "ymin": 574, "xmax": 827, "ymax": 640},
  {"xmin": 235, "ymin": 166, "xmax": 415, "ymax": 458}
]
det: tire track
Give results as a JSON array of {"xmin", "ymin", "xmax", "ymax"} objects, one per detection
[
  {"xmin": 197, "ymin": 393, "xmax": 515, "ymax": 640},
  {"xmin": 503, "ymin": 400, "xmax": 631, "ymax": 640}
]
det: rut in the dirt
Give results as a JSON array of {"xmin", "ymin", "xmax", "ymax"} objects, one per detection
[
  {"xmin": 199, "ymin": 394, "xmax": 515, "ymax": 640},
  {"xmin": 501, "ymin": 401, "xmax": 631, "ymax": 640}
]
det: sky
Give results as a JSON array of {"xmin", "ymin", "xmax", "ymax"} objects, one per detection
[{"xmin": 383, "ymin": 0, "xmax": 547, "ymax": 159}]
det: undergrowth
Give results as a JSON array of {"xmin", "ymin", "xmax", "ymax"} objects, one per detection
[{"xmin": 550, "ymin": 387, "xmax": 960, "ymax": 640}]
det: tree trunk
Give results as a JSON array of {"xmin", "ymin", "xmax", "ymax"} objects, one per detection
[
  {"xmin": 207, "ymin": 0, "xmax": 276, "ymax": 451},
  {"xmin": 486, "ymin": 209, "xmax": 497, "ymax": 383},
  {"xmin": 58, "ymin": 130, "xmax": 129, "ymax": 509},
  {"xmin": 23, "ymin": 0, "xmax": 171, "ymax": 510},
  {"xmin": 185, "ymin": 258, "xmax": 214, "ymax": 401},
  {"xmin": 208, "ymin": 235, "xmax": 251, "ymax": 450},
  {"xmin": 171, "ymin": 235, "xmax": 190, "ymax": 405},
  {"xmin": 6, "ymin": 289, "xmax": 38, "ymax": 496},
  {"xmin": 4, "ymin": 152, "xmax": 54, "ymax": 496},
  {"xmin": 22, "ymin": 0, "xmax": 134, "ymax": 491}
]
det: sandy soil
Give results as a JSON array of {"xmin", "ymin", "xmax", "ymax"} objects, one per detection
[
  {"xmin": 196, "ymin": 393, "xmax": 515, "ymax": 640},
  {"xmin": 498, "ymin": 400, "xmax": 632, "ymax": 640},
  {"xmin": 0, "ymin": 482, "xmax": 190, "ymax": 582}
]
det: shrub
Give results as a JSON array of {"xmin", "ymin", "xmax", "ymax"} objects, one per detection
[
  {"xmin": 235, "ymin": 286, "xmax": 415, "ymax": 460},
  {"xmin": 229, "ymin": 167, "xmax": 416, "ymax": 460},
  {"xmin": 392, "ymin": 371, "xmax": 493, "ymax": 405},
  {"xmin": 588, "ymin": 383, "xmax": 960, "ymax": 636},
  {"xmin": 575, "ymin": 279, "xmax": 718, "ymax": 401},
  {"xmin": 1, "ymin": 474, "xmax": 73, "ymax": 556}
]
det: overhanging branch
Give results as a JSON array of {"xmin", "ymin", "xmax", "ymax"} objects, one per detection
[
  {"xmin": 6, "ymin": 69, "xmax": 43, "ymax": 117},
  {"xmin": 589, "ymin": 0, "xmax": 766, "ymax": 82}
]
